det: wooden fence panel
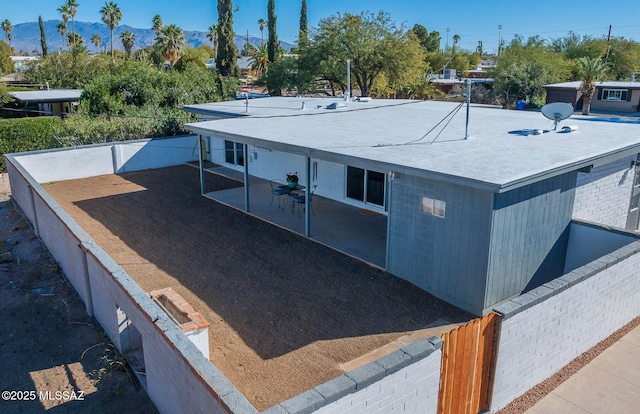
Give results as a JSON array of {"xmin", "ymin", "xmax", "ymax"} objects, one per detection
[{"xmin": 438, "ymin": 312, "xmax": 500, "ymax": 414}]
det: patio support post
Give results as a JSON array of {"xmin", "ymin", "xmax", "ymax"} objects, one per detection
[
  {"xmin": 385, "ymin": 172, "xmax": 393, "ymax": 270},
  {"xmin": 305, "ymin": 156, "xmax": 311, "ymax": 236},
  {"xmin": 197, "ymin": 135, "xmax": 205, "ymax": 195},
  {"xmin": 244, "ymin": 144, "xmax": 250, "ymax": 212}
]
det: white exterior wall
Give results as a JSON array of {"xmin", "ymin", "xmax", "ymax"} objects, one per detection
[
  {"xmin": 314, "ymin": 351, "xmax": 442, "ymax": 414},
  {"xmin": 490, "ymin": 242, "xmax": 640, "ymax": 412},
  {"xmin": 12, "ymin": 135, "xmax": 199, "ymax": 184},
  {"xmin": 573, "ymin": 156, "xmax": 635, "ymax": 228}
]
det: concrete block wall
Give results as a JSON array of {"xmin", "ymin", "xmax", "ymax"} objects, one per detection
[
  {"xmin": 10, "ymin": 135, "xmax": 199, "ymax": 184},
  {"xmin": 573, "ymin": 155, "xmax": 635, "ymax": 228},
  {"xmin": 264, "ymin": 338, "xmax": 442, "ymax": 414},
  {"xmin": 5, "ymin": 155, "xmax": 256, "ymax": 414},
  {"xmin": 490, "ymin": 239, "xmax": 640, "ymax": 411}
]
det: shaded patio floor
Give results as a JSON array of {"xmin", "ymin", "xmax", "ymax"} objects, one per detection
[{"xmin": 199, "ymin": 164, "xmax": 388, "ymax": 268}]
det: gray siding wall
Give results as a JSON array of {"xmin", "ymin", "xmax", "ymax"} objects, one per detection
[
  {"xmin": 387, "ymin": 174, "xmax": 494, "ymax": 315},
  {"xmin": 485, "ymin": 172, "xmax": 577, "ymax": 309}
]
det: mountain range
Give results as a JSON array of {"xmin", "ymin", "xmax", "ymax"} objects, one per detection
[{"xmin": 8, "ymin": 20, "xmax": 293, "ymax": 55}]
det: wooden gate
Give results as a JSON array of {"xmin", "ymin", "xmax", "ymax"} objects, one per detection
[{"xmin": 437, "ymin": 312, "xmax": 500, "ymax": 414}]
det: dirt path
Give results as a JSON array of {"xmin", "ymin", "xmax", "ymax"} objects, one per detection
[
  {"xmin": 0, "ymin": 186, "xmax": 157, "ymax": 413},
  {"xmin": 43, "ymin": 165, "xmax": 473, "ymax": 410}
]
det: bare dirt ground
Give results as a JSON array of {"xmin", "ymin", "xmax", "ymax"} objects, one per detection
[
  {"xmin": 0, "ymin": 178, "xmax": 157, "ymax": 413},
  {"xmin": 43, "ymin": 165, "xmax": 474, "ymax": 411}
]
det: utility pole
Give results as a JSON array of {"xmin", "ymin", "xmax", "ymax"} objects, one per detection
[
  {"xmin": 498, "ymin": 25, "xmax": 502, "ymax": 56},
  {"xmin": 605, "ymin": 25, "xmax": 612, "ymax": 61}
]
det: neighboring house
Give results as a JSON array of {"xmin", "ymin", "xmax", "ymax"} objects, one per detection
[
  {"xmin": 183, "ymin": 97, "xmax": 640, "ymax": 315},
  {"xmin": 545, "ymin": 80, "xmax": 640, "ymax": 113},
  {"xmin": 10, "ymin": 56, "xmax": 38, "ymax": 71},
  {"xmin": 8, "ymin": 89, "xmax": 82, "ymax": 117}
]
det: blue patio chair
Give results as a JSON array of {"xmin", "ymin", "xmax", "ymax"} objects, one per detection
[
  {"xmin": 270, "ymin": 180, "xmax": 291, "ymax": 209},
  {"xmin": 290, "ymin": 186, "xmax": 316, "ymax": 217}
]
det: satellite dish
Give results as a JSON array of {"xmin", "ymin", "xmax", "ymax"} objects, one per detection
[{"xmin": 541, "ymin": 102, "xmax": 574, "ymax": 130}]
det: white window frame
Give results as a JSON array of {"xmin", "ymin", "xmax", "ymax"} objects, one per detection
[
  {"xmin": 224, "ymin": 140, "xmax": 245, "ymax": 166},
  {"xmin": 602, "ymin": 89, "xmax": 625, "ymax": 101}
]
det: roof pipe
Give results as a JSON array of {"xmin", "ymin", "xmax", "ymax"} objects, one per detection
[{"xmin": 465, "ymin": 79, "xmax": 471, "ymax": 140}]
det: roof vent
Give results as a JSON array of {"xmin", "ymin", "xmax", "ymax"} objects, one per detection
[
  {"xmin": 355, "ymin": 97, "xmax": 372, "ymax": 102},
  {"xmin": 326, "ymin": 102, "xmax": 347, "ymax": 109}
]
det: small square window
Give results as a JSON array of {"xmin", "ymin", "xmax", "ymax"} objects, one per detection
[{"xmin": 421, "ymin": 196, "xmax": 446, "ymax": 218}]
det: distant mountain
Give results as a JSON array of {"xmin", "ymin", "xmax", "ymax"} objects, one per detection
[{"xmin": 9, "ymin": 20, "xmax": 293, "ymax": 55}]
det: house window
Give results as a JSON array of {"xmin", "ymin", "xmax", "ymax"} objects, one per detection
[
  {"xmin": 421, "ymin": 196, "xmax": 446, "ymax": 218},
  {"xmin": 601, "ymin": 89, "xmax": 628, "ymax": 101},
  {"xmin": 346, "ymin": 166, "xmax": 385, "ymax": 206},
  {"xmin": 224, "ymin": 140, "xmax": 244, "ymax": 166}
]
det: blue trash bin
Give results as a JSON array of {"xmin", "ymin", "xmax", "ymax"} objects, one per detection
[{"xmin": 516, "ymin": 100, "xmax": 525, "ymax": 110}]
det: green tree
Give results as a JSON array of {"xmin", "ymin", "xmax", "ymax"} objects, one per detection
[
  {"xmin": 216, "ymin": 0, "xmax": 238, "ymax": 76},
  {"xmin": 173, "ymin": 54, "xmax": 206, "ymax": 72},
  {"xmin": 120, "ymin": 30, "xmax": 135, "ymax": 58},
  {"xmin": 100, "ymin": 1, "xmax": 123, "ymax": 60},
  {"xmin": 409, "ymin": 24, "xmax": 440, "ymax": 53},
  {"xmin": 1, "ymin": 20, "xmax": 13, "ymax": 44},
  {"xmin": 207, "ymin": 24, "xmax": 217, "ymax": 50},
  {"xmin": 489, "ymin": 36, "xmax": 573, "ymax": 107},
  {"xmin": 0, "ymin": 41, "xmax": 13, "ymax": 75},
  {"xmin": 23, "ymin": 52, "xmax": 117, "ymax": 88},
  {"xmin": 91, "ymin": 34, "xmax": 102, "ymax": 53},
  {"xmin": 577, "ymin": 56, "xmax": 609, "ymax": 115},
  {"xmin": 242, "ymin": 42, "xmax": 257, "ymax": 57},
  {"xmin": 67, "ymin": 0, "xmax": 79, "ymax": 48},
  {"xmin": 57, "ymin": 22, "xmax": 66, "ymax": 50},
  {"xmin": 305, "ymin": 11, "xmax": 425, "ymax": 97},
  {"xmin": 152, "ymin": 14, "xmax": 163, "ymax": 38},
  {"xmin": 67, "ymin": 32, "xmax": 86, "ymax": 54},
  {"xmin": 452, "ymin": 34, "xmax": 460, "ymax": 53},
  {"xmin": 267, "ymin": 0, "xmax": 278, "ymax": 63},
  {"xmin": 299, "ymin": 0, "xmax": 308, "ymax": 48},
  {"xmin": 57, "ymin": 4, "xmax": 70, "ymax": 48},
  {"xmin": 155, "ymin": 24, "xmax": 186, "ymax": 68},
  {"xmin": 39, "ymin": 16, "xmax": 48, "ymax": 57},
  {"xmin": 257, "ymin": 18, "xmax": 266, "ymax": 44},
  {"xmin": 250, "ymin": 43, "xmax": 268, "ymax": 75}
]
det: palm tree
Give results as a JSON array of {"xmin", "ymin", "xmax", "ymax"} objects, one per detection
[
  {"xmin": 100, "ymin": 1, "xmax": 122, "ymax": 60},
  {"xmin": 120, "ymin": 30, "xmax": 134, "ymax": 58},
  {"xmin": 57, "ymin": 22, "xmax": 67, "ymax": 50},
  {"xmin": 152, "ymin": 14, "xmax": 163, "ymax": 38},
  {"xmin": 577, "ymin": 56, "xmax": 609, "ymax": 115},
  {"xmin": 57, "ymin": 3, "xmax": 70, "ymax": 48},
  {"xmin": 67, "ymin": 0, "xmax": 79, "ymax": 47},
  {"xmin": 207, "ymin": 24, "xmax": 217, "ymax": 50},
  {"xmin": 258, "ymin": 18, "xmax": 266, "ymax": 44},
  {"xmin": 250, "ymin": 43, "xmax": 268, "ymax": 75},
  {"xmin": 2, "ymin": 19, "xmax": 14, "ymax": 44},
  {"xmin": 155, "ymin": 24, "xmax": 186, "ymax": 68},
  {"xmin": 452, "ymin": 34, "xmax": 460, "ymax": 53},
  {"xmin": 91, "ymin": 34, "xmax": 102, "ymax": 53}
]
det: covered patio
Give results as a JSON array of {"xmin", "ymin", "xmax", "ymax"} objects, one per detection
[{"xmin": 195, "ymin": 163, "xmax": 388, "ymax": 268}]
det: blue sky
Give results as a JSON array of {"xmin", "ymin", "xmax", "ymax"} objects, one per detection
[{"xmin": 2, "ymin": 0, "xmax": 640, "ymax": 52}]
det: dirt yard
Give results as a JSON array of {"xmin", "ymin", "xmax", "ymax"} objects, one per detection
[
  {"xmin": 0, "ymin": 183, "xmax": 157, "ymax": 413},
  {"xmin": 42, "ymin": 165, "xmax": 473, "ymax": 410}
]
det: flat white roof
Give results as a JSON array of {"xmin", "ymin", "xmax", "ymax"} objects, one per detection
[
  {"xmin": 185, "ymin": 98, "xmax": 640, "ymax": 192},
  {"xmin": 9, "ymin": 89, "xmax": 82, "ymax": 103},
  {"xmin": 545, "ymin": 81, "xmax": 640, "ymax": 89}
]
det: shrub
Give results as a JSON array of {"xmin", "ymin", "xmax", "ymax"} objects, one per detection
[{"xmin": 0, "ymin": 117, "xmax": 63, "ymax": 172}]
